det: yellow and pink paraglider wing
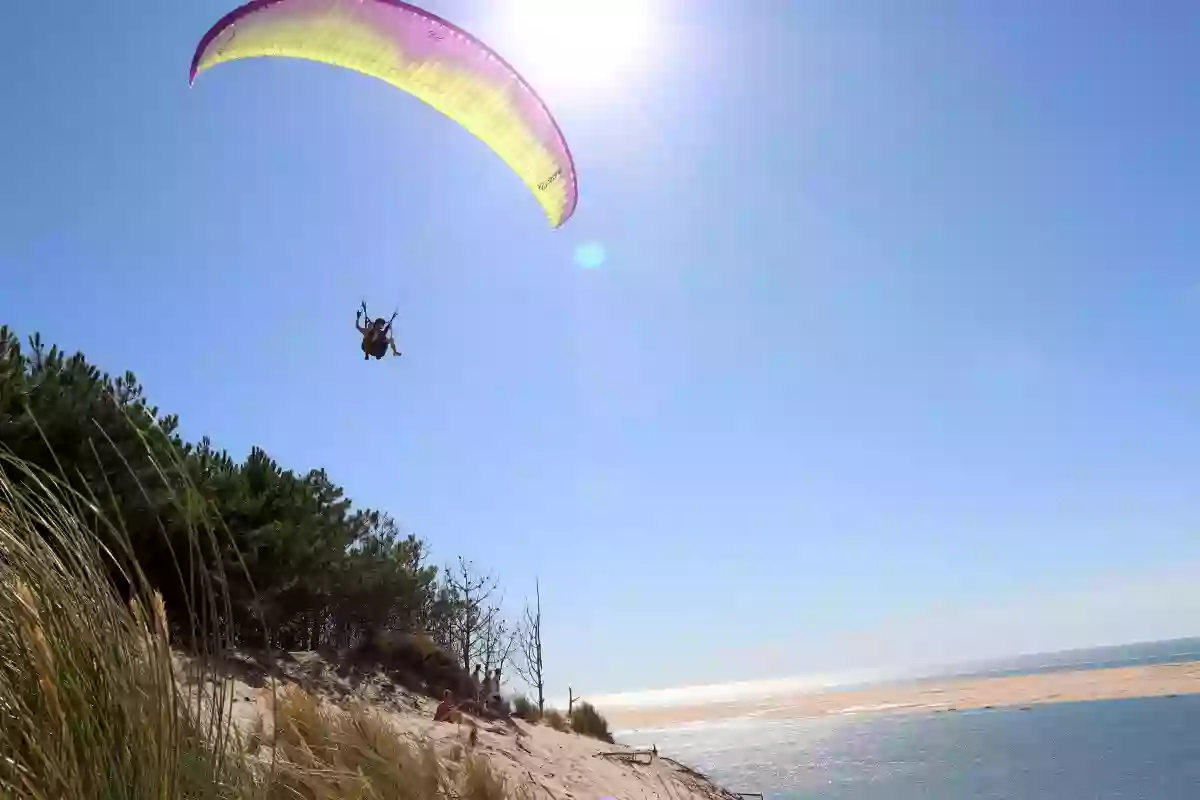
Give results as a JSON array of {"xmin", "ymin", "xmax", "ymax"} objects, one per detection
[{"xmin": 190, "ymin": 0, "xmax": 577, "ymax": 227}]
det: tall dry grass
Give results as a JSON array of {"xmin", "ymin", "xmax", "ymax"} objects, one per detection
[
  {"xmin": 0, "ymin": 445, "xmax": 520, "ymax": 800},
  {"xmin": 0, "ymin": 449, "xmax": 244, "ymax": 798},
  {"xmin": 261, "ymin": 685, "xmax": 512, "ymax": 800},
  {"xmin": 568, "ymin": 702, "xmax": 613, "ymax": 744}
]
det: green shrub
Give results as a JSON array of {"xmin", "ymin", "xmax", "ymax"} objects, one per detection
[
  {"xmin": 362, "ymin": 630, "xmax": 474, "ymax": 698},
  {"xmin": 512, "ymin": 694, "xmax": 540, "ymax": 721},
  {"xmin": 570, "ymin": 701, "xmax": 614, "ymax": 743}
]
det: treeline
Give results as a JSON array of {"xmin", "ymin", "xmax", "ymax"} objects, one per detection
[{"xmin": 0, "ymin": 325, "xmax": 521, "ymax": 683}]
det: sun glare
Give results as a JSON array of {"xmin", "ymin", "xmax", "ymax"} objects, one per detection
[{"xmin": 490, "ymin": 0, "xmax": 660, "ymax": 106}]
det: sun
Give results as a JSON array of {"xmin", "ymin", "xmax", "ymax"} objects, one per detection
[{"xmin": 489, "ymin": 0, "xmax": 660, "ymax": 106}]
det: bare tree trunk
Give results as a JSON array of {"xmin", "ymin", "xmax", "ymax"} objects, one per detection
[
  {"xmin": 445, "ymin": 557, "xmax": 499, "ymax": 673},
  {"xmin": 515, "ymin": 578, "xmax": 545, "ymax": 715},
  {"xmin": 481, "ymin": 609, "xmax": 518, "ymax": 676}
]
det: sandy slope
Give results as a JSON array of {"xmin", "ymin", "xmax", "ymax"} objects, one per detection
[
  {"xmin": 390, "ymin": 706, "xmax": 743, "ymax": 800},
  {"xmin": 606, "ymin": 661, "xmax": 1200, "ymax": 730},
  {"xmin": 182, "ymin": 650, "xmax": 740, "ymax": 800}
]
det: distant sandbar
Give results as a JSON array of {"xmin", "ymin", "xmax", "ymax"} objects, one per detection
[{"xmin": 607, "ymin": 661, "xmax": 1200, "ymax": 730}]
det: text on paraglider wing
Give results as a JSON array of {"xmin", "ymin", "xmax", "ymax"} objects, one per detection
[{"xmin": 538, "ymin": 169, "xmax": 562, "ymax": 192}]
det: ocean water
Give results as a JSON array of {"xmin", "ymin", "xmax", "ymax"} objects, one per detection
[
  {"xmin": 597, "ymin": 640, "xmax": 1200, "ymax": 712},
  {"xmin": 621, "ymin": 696, "xmax": 1200, "ymax": 800},
  {"xmin": 907, "ymin": 637, "xmax": 1200, "ymax": 683},
  {"xmin": 617, "ymin": 641, "xmax": 1200, "ymax": 799}
]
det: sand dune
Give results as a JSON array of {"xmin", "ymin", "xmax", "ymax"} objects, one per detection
[{"xmin": 186, "ymin": 651, "xmax": 741, "ymax": 800}]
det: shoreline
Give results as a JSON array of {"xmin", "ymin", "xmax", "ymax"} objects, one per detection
[{"xmin": 606, "ymin": 660, "xmax": 1200, "ymax": 731}]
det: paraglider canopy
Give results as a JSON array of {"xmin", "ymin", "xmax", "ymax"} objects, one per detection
[{"xmin": 190, "ymin": 0, "xmax": 578, "ymax": 228}]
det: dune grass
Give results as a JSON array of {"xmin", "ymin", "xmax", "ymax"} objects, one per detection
[
  {"xmin": 0, "ymin": 446, "xmax": 521, "ymax": 799},
  {"xmin": 0, "ymin": 450, "xmax": 243, "ymax": 798},
  {"xmin": 542, "ymin": 708, "xmax": 569, "ymax": 733},
  {"xmin": 511, "ymin": 695, "xmax": 539, "ymax": 721},
  {"xmin": 258, "ymin": 685, "xmax": 514, "ymax": 800},
  {"xmin": 569, "ymin": 702, "xmax": 614, "ymax": 744}
]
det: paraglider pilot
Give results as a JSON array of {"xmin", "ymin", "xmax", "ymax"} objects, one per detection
[{"xmin": 356, "ymin": 303, "xmax": 401, "ymax": 360}]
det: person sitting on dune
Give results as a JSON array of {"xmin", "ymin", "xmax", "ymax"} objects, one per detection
[
  {"xmin": 472, "ymin": 664, "xmax": 484, "ymax": 702},
  {"xmin": 434, "ymin": 689, "xmax": 462, "ymax": 724},
  {"xmin": 487, "ymin": 667, "xmax": 509, "ymax": 715}
]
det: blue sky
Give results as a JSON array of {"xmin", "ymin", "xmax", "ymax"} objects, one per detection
[{"xmin": 4, "ymin": 1, "xmax": 1200, "ymax": 702}]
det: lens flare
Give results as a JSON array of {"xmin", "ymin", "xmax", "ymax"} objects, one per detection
[{"xmin": 574, "ymin": 242, "xmax": 606, "ymax": 269}]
